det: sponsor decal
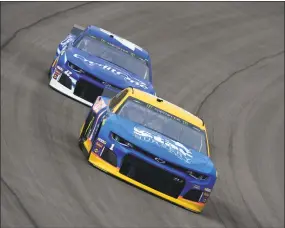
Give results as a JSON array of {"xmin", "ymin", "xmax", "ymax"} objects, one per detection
[
  {"xmin": 97, "ymin": 138, "xmax": 106, "ymax": 145},
  {"xmin": 89, "ymin": 110, "xmax": 106, "ymax": 139},
  {"xmin": 124, "ymin": 75, "xmax": 148, "ymax": 89},
  {"xmin": 102, "ymin": 81, "xmax": 111, "ymax": 87},
  {"xmin": 193, "ymin": 185, "xmax": 200, "ymax": 190},
  {"xmin": 60, "ymin": 34, "xmax": 74, "ymax": 47},
  {"xmin": 53, "ymin": 68, "xmax": 62, "ymax": 80},
  {"xmin": 73, "ymin": 54, "xmax": 148, "ymax": 89},
  {"xmin": 173, "ymin": 177, "xmax": 184, "ymax": 183},
  {"xmin": 92, "ymin": 99, "xmax": 107, "ymax": 113},
  {"xmin": 52, "ymin": 57, "xmax": 59, "ymax": 68},
  {"xmin": 60, "ymin": 45, "xmax": 68, "ymax": 56},
  {"xmin": 204, "ymin": 188, "xmax": 211, "ymax": 193},
  {"xmin": 56, "ymin": 65, "xmax": 63, "ymax": 71},
  {"xmin": 64, "ymin": 70, "xmax": 72, "ymax": 77},
  {"xmin": 73, "ymin": 54, "xmax": 119, "ymax": 71},
  {"xmin": 95, "ymin": 141, "xmax": 104, "ymax": 149},
  {"xmin": 154, "ymin": 157, "xmax": 166, "ymax": 164},
  {"xmin": 101, "ymin": 118, "xmax": 107, "ymax": 126},
  {"xmin": 133, "ymin": 126, "xmax": 193, "ymax": 164},
  {"xmin": 84, "ymin": 116, "xmax": 95, "ymax": 139}
]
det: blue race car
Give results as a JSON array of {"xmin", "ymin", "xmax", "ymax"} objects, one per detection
[
  {"xmin": 49, "ymin": 24, "xmax": 155, "ymax": 106},
  {"xmin": 79, "ymin": 87, "xmax": 217, "ymax": 213}
]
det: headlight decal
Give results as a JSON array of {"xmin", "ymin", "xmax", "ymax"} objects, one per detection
[
  {"xmin": 187, "ymin": 170, "xmax": 208, "ymax": 180},
  {"xmin": 112, "ymin": 133, "xmax": 134, "ymax": 148}
]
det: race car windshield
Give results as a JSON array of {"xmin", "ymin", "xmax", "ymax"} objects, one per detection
[
  {"xmin": 75, "ymin": 35, "xmax": 149, "ymax": 80},
  {"xmin": 117, "ymin": 98, "xmax": 208, "ymax": 155}
]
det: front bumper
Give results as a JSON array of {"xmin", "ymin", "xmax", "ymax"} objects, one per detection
[
  {"xmin": 88, "ymin": 151, "xmax": 205, "ymax": 213},
  {"xmin": 49, "ymin": 77, "xmax": 93, "ymax": 106},
  {"xmin": 49, "ymin": 61, "xmax": 118, "ymax": 107}
]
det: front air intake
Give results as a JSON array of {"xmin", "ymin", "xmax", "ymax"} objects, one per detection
[
  {"xmin": 183, "ymin": 189, "xmax": 203, "ymax": 202},
  {"xmin": 120, "ymin": 154, "xmax": 185, "ymax": 198},
  {"xmin": 100, "ymin": 147, "xmax": 117, "ymax": 167}
]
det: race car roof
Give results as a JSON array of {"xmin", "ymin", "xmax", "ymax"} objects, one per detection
[
  {"xmin": 124, "ymin": 88, "xmax": 205, "ymax": 130},
  {"xmin": 85, "ymin": 25, "xmax": 150, "ymax": 61}
]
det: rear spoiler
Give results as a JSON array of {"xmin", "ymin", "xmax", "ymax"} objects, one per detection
[{"xmin": 70, "ymin": 24, "xmax": 85, "ymax": 37}]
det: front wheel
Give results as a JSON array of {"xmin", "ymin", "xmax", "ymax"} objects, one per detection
[
  {"xmin": 49, "ymin": 56, "xmax": 59, "ymax": 79},
  {"xmin": 78, "ymin": 112, "xmax": 96, "ymax": 158},
  {"xmin": 79, "ymin": 112, "xmax": 95, "ymax": 141},
  {"xmin": 48, "ymin": 62, "xmax": 54, "ymax": 80}
]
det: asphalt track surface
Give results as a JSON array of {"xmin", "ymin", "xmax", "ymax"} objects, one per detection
[{"xmin": 1, "ymin": 2, "xmax": 284, "ymax": 228}]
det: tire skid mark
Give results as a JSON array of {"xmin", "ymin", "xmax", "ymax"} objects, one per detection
[
  {"xmin": 228, "ymin": 129, "xmax": 262, "ymax": 228},
  {"xmin": 195, "ymin": 50, "xmax": 284, "ymax": 116},
  {"xmin": 1, "ymin": 3, "xmax": 94, "ymax": 226},
  {"xmin": 1, "ymin": 136, "xmax": 38, "ymax": 228},
  {"xmin": 195, "ymin": 51, "xmax": 284, "ymax": 227},
  {"xmin": 1, "ymin": 2, "xmax": 93, "ymax": 49},
  {"xmin": 34, "ymin": 98, "xmax": 105, "ymax": 226},
  {"xmin": 207, "ymin": 198, "xmax": 227, "ymax": 228},
  {"xmin": 1, "ymin": 177, "xmax": 39, "ymax": 228}
]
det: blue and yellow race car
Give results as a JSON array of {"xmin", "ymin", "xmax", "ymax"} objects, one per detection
[
  {"xmin": 49, "ymin": 24, "xmax": 155, "ymax": 106},
  {"xmin": 79, "ymin": 87, "xmax": 217, "ymax": 213}
]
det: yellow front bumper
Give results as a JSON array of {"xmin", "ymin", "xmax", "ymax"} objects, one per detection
[{"xmin": 88, "ymin": 151, "xmax": 205, "ymax": 213}]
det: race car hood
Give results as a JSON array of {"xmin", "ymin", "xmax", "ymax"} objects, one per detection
[
  {"xmin": 103, "ymin": 114, "xmax": 216, "ymax": 176},
  {"xmin": 65, "ymin": 47, "xmax": 154, "ymax": 93}
]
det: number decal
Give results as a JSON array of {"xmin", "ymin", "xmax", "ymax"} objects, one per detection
[
  {"xmin": 110, "ymin": 144, "xmax": 115, "ymax": 151},
  {"xmin": 61, "ymin": 34, "xmax": 73, "ymax": 46},
  {"xmin": 64, "ymin": 70, "xmax": 72, "ymax": 77}
]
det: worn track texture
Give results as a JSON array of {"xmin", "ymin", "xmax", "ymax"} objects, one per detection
[{"xmin": 1, "ymin": 2, "xmax": 284, "ymax": 228}]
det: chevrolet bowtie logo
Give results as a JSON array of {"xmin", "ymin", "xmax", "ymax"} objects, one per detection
[{"xmin": 154, "ymin": 157, "xmax": 166, "ymax": 164}]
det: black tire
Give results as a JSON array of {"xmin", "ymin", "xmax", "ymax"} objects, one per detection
[
  {"xmin": 48, "ymin": 68, "xmax": 51, "ymax": 78},
  {"xmin": 87, "ymin": 123, "xmax": 103, "ymax": 162},
  {"xmin": 79, "ymin": 112, "xmax": 96, "ymax": 158},
  {"xmin": 48, "ymin": 63, "xmax": 53, "ymax": 80},
  {"xmin": 49, "ymin": 57, "xmax": 57, "ymax": 79},
  {"xmin": 79, "ymin": 112, "xmax": 95, "ymax": 140}
]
